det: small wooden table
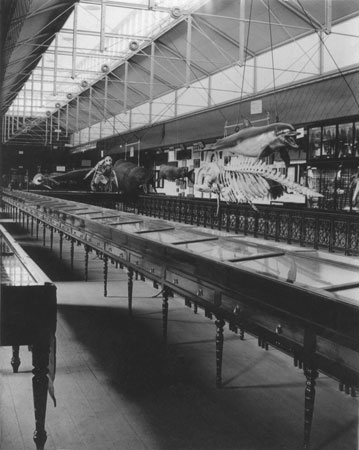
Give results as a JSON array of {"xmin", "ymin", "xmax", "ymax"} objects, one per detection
[{"xmin": 0, "ymin": 224, "xmax": 57, "ymax": 450}]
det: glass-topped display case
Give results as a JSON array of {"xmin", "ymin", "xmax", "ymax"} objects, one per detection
[{"xmin": 0, "ymin": 224, "xmax": 57, "ymax": 450}]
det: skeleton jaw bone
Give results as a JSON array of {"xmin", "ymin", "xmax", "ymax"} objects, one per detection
[{"xmin": 207, "ymin": 122, "xmax": 299, "ymax": 166}]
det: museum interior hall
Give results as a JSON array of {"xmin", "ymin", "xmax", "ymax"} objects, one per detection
[{"xmin": 0, "ymin": 1, "xmax": 358, "ymax": 450}]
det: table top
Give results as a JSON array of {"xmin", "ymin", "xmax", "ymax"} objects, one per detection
[
  {"xmin": 5, "ymin": 191, "xmax": 359, "ymax": 308},
  {"xmin": 0, "ymin": 225, "xmax": 52, "ymax": 287}
]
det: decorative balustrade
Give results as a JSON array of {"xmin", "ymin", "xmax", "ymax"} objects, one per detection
[
  {"xmin": 18, "ymin": 191, "xmax": 359, "ymax": 256},
  {"xmin": 128, "ymin": 195, "xmax": 359, "ymax": 256}
]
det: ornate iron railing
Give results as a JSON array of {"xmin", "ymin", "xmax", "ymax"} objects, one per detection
[
  {"xmin": 23, "ymin": 191, "xmax": 359, "ymax": 256},
  {"xmin": 124, "ymin": 195, "xmax": 359, "ymax": 256}
]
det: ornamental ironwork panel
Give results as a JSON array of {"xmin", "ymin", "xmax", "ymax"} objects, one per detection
[
  {"xmin": 246, "ymin": 214, "xmax": 256, "ymax": 235},
  {"xmin": 317, "ymin": 218, "xmax": 331, "ymax": 248},
  {"xmin": 266, "ymin": 212, "xmax": 278, "ymax": 239},
  {"xmin": 333, "ymin": 220, "xmax": 347, "ymax": 252},
  {"xmin": 303, "ymin": 216, "xmax": 316, "ymax": 245},
  {"xmin": 279, "ymin": 214, "xmax": 290, "ymax": 242},
  {"xmin": 347, "ymin": 222, "xmax": 359, "ymax": 255},
  {"xmin": 257, "ymin": 215, "xmax": 266, "ymax": 236}
]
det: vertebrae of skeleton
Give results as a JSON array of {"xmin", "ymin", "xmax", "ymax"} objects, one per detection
[{"xmin": 195, "ymin": 156, "xmax": 323, "ymax": 206}]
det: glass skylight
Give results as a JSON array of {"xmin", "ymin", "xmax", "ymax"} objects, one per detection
[{"xmin": 8, "ymin": 0, "xmax": 209, "ymax": 119}]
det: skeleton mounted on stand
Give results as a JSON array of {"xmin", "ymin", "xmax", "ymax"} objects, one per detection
[{"xmin": 84, "ymin": 156, "xmax": 118, "ymax": 192}]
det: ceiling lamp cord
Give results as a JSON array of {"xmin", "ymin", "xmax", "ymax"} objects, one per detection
[
  {"xmin": 267, "ymin": 0, "xmax": 279, "ymax": 122},
  {"xmin": 237, "ymin": 0, "xmax": 253, "ymax": 126}
]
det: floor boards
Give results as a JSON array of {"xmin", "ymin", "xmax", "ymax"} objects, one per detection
[{"xmin": 0, "ymin": 220, "xmax": 358, "ymax": 450}]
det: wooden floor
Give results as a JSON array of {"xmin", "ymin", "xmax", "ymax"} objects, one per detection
[{"xmin": 0, "ymin": 220, "xmax": 358, "ymax": 450}]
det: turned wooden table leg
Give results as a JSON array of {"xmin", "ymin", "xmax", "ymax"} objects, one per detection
[
  {"xmin": 303, "ymin": 366, "xmax": 319, "ymax": 449},
  {"xmin": 11, "ymin": 345, "xmax": 21, "ymax": 373},
  {"xmin": 84, "ymin": 245, "xmax": 90, "ymax": 281},
  {"xmin": 127, "ymin": 267, "xmax": 134, "ymax": 316},
  {"xmin": 70, "ymin": 239, "xmax": 74, "ymax": 270},
  {"xmin": 215, "ymin": 317, "xmax": 225, "ymax": 388},
  {"xmin": 103, "ymin": 254, "xmax": 108, "ymax": 297},
  {"xmin": 42, "ymin": 223, "xmax": 46, "ymax": 246},
  {"xmin": 32, "ymin": 340, "xmax": 50, "ymax": 450},
  {"xmin": 59, "ymin": 232, "xmax": 63, "ymax": 259},
  {"xmin": 162, "ymin": 287, "xmax": 169, "ymax": 345},
  {"xmin": 50, "ymin": 228, "xmax": 53, "ymax": 250}
]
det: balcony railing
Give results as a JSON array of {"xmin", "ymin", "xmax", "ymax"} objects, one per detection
[
  {"xmin": 23, "ymin": 190, "xmax": 359, "ymax": 256},
  {"xmin": 124, "ymin": 195, "xmax": 359, "ymax": 256}
]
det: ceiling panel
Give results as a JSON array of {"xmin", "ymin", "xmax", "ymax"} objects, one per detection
[{"xmin": 2, "ymin": 0, "xmax": 358, "ymax": 147}]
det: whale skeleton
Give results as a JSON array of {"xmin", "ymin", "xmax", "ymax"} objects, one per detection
[
  {"xmin": 195, "ymin": 156, "xmax": 323, "ymax": 211},
  {"xmin": 205, "ymin": 122, "xmax": 299, "ymax": 166}
]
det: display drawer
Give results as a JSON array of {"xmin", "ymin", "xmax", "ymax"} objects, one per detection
[
  {"xmin": 129, "ymin": 252, "xmax": 163, "ymax": 278},
  {"xmin": 165, "ymin": 269, "xmax": 216, "ymax": 303},
  {"xmin": 85, "ymin": 233, "xmax": 105, "ymax": 250},
  {"xmin": 72, "ymin": 228, "xmax": 86, "ymax": 240},
  {"xmin": 221, "ymin": 293, "xmax": 305, "ymax": 345},
  {"xmin": 142, "ymin": 259, "xmax": 163, "ymax": 278},
  {"xmin": 129, "ymin": 251, "xmax": 144, "ymax": 268},
  {"xmin": 316, "ymin": 336, "xmax": 359, "ymax": 373},
  {"xmin": 105, "ymin": 243, "xmax": 128, "ymax": 260},
  {"xmin": 60, "ymin": 223, "xmax": 72, "ymax": 234}
]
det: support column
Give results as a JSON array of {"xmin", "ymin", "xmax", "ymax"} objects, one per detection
[
  {"xmin": 72, "ymin": 3, "xmax": 78, "ymax": 79},
  {"xmin": 185, "ymin": 15, "xmax": 192, "ymax": 87},
  {"xmin": 239, "ymin": 0, "xmax": 246, "ymax": 65}
]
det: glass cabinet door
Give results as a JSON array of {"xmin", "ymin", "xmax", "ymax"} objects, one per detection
[
  {"xmin": 337, "ymin": 123, "xmax": 354, "ymax": 158},
  {"xmin": 308, "ymin": 127, "xmax": 321, "ymax": 159},
  {"xmin": 322, "ymin": 125, "xmax": 336, "ymax": 158}
]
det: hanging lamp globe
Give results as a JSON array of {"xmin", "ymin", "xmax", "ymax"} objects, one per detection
[
  {"xmin": 66, "ymin": 93, "xmax": 73, "ymax": 100},
  {"xmin": 129, "ymin": 41, "xmax": 139, "ymax": 51},
  {"xmin": 101, "ymin": 64, "xmax": 110, "ymax": 73},
  {"xmin": 81, "ymin": 80, "xmax": 89, "ymax": 89},
  {"xmin": 170, "ymin": 7, "xmax": 181, "ymax": 19}
]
